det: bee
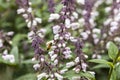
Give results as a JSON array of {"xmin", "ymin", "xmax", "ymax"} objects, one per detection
[{"xmin": 46, "ymin": 42, "xmax": 52, "ymax": 51}]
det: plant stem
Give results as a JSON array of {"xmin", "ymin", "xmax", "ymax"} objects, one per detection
[
  {"xmin": 108, "ymin": 52, "xmax": 120, "ymax": 80},
  {"xmin": 108, "ymin": 67, "xmax": 113, "ymax": 80}
]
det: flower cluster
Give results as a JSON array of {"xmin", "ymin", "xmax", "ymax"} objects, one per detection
[
  {"xmin": 16, "ymin": 0, "xmax": 120, "ymax": 80},
  {"xmin": 0, "ymin": 30, "xmax": 15, "ymax": 63},
  {"xmin": 41, "ymin": 0, "xmax": 90, "ymax": 80},
  {"xmin": 74, "ymin": 0, "xmax": 120, "ymax": 59}
]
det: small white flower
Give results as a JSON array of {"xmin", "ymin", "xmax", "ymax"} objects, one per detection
[
  {"xmin": 54, "ymin": 59, "xmax": 58, "ymax": 65},
  {"xmin": 53, "ymin": 25, "xmax": 61, "ymax": 34},
  {"xmin": 78, "ymin": 18, "xmax": 85, "ymax": 25},
  {"xmin": 28, "ymin": 31, "xmax": 35, "ymax": 40},
  {"xmin": 60, "ymin": 69, "xmax": 68, "ymax": 74},
  {"xmin": 110, "ymin": 26, "xmax": 118, "ymax": 32},
  {"xmin": 37, "ymin": 73, "xmax": 48, "ymax": 80},
  {"xmin": 81, "ymin": 63, "xmax": 87, "ymax": 72},
  {"xmin": 7, "ymin": 31, "xmax": 14, "ymax": 36},
  {"xmin": 32, "ymin": 20, "xmax": 37, "ymax": 26},
  {"xmin": 65, "ymin": 18, "xmax": 71, "ymax": 28},
  {"xmin": 39, "ymin": 28, "xmax": 46, "ymax": 34},
  {"xmin": 75, "ymin": 57, "xmax": 79, "ymax": 63},
  {"xmin": 92, "ymin": 28, "xmax": 101, "ymax": 34},
  {"xmin": 54, "ymin": 73, "xmax": 63, "ymax": 80},
  {"xmin": 89, "ymin": 19, "xmax": 96, "ymax": 27},
  {"xmin": 32, "ymin": 57, "xmax": 36, "ymax": 61},
  {"xmin": 41, "ymin": 58, "xmax": 44, "ymax": 62},
  {"xmin": 113, "ymin": 9, "xmax": 118, "ymax": 15},
  {"xmin": 51, "ymin": 54, "xmax": 57, "ymax": 61},
  {"xmin": 9, "ymin": 41, "xmax": 12, "ymax": 45},
  {"xmin": 86, "ymin": 30, "xmax": 91, "ymax": 34},
  {"xmin": 0, "ymin": 39, "xmax": 3, "ymax": 48},
  {"xmin": 80, "ymin": 32, "xmax": 88, "ymax": 40},
  {"xmin": 105, "ymin": 7, "xmax": 111, "ymax": 13},
  {"xmin": 88, "ymin": 71, "xmax": 95, "ymax": 75},
  {"xmin": 9, "ymin": 55, "xmax": 15, "ymax": 63},
  {"xmin": 72, "ymin": 12, "xmax": 78, "ymax": 19},
  {"xmin": 58, "ymin": 43, "xmax": 62, "ymax": 48},
  {"xmin": 71, "ymin": 22, "xmax": 80, "ymax": 30},
  {"xmin": 65, "ymin": 54, "xmax": 72, "ymax": 59},
  {"xmin": 110, "ymin": 21, "xmax": 118, "ymax": 27},
  {"xmin": 27, "ymin": 20, "xmax": 37, "ymax": 28},
  {"xmin": 116, "ymin": 0, "xmax": 120, "ymax": 3},
  {"xmin": 84, "ymin": 54, "xmax": 88, "ymax": 59},
  {"xmin": 25, "ymin": 19, "xmax": 29, "ymax": 23},
  {"xmin": 3, "ymin": 49, "xmax": 8, "ymax": 55},
  {"xmin": 38, "ymin": 33, "xmax": 44, "ymax": 38},
  {"xmin": 92, "ymin": 54, "xmax": 101, "ymax": 59},
  {"xmin": 97, "ymin": 55, "xmax": 102, "ymax": 59},
  {"xmin": 35, "ymin": 18, "xmax": 42, "ymax": 23},
  {"xmin": 70, "ymin": 37, "xmax": 77, "ymax": 42},
  {"xmin": 77, "ymin": 0, "xmax": 85, "ymax": 5},
  {"xmin": 114, "ymin": 13, "xmax": 120, "ymax": 21},
  {"xmin": 64, "ymin": 33, "xmax": 71, "ymax": 40},
  {"xmin": 114, "ymin": 37, "xmax": 120, "ymax": 42},
  {"xmin": 27, "ymin": 21, "xmax": 32, "ymax": 28},
  {"xmin": 94, "ymin": 39, "xmax": 99, "ymax": 44},
  {"xmin": 54, "ymin": 34, "xmax": 59, "ymax": 40},
  {"xmin": 51, "ymin": 46, "xmax": 57, "ymax": 49},
  {"xmin": 2, "ymin": 54, "xmax": 15, "ymax": 63},
  {"xmin": 48, "ymin": 78, "xmax": 54, "ymax": 80},
  {"xmin": 104, "ymin": 18, "xmax": 112, "ymax": 25},
  {"xmin": 33, "ymin": 64, "xmax": 40, "ymax": 70},
  {"xmin": 103, "ymin": 33, "xmax": 107, "ymax": 38},
  {"xmin": 22, "ymin": 14, "xmax": 28, "ymax": 18},
  {"xmin": 66, "ymin": 61, "xmax": 75, "ymax": 68},
  {"xmin": 91, "ymin": 11, "xmax": 99, "ymax": 18},
  {"xmin": 59, "ymin": 37, "xmax": 63, "ymax": 40},
  {"xmin": 116, "ymin": 62, "xmax": 120, "ymax": 66},
  {"xmin": 27, "ymin": 7, "xmax": 32, "ymax": 13},
  {"xmin": 17, "ymin": 8, "xmax": 25, "ymax": 14},
  {"xmin": 106, "ymin": 42, "xmax": 110, "ymax": 49},
  {"xmin": 74, "ymin": 68, "xmax": 80, "ymax": 73},
  {"xmin": 49, "ymin": 13, "xmax": 60, "ymax": 22},
  {"xmin": 82, "ymin": 10, "xmax": 87, "ymax": 15},
  {"xmin": 48, "ymin": 51, "xmax": 54, "ymax": 57},
  {"xmin": 62, "ymin": 43, "xmax": 66, "ymax": 47},
  {"xmin": 29, "ymin": 2, "xmax": 32, "ymax": 5}
]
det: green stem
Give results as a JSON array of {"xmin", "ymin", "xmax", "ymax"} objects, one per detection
[
  {"xmin": 108, "ymin": 52, "xmax": 120, "ymax": 80},
  {"xmin": 108, "ymin": 67, "xmax": 113, "ymax": 80}
]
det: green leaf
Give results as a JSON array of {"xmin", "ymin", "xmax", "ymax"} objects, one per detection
[
  {"xmin": 15, "ymin": 73, "xmax": 36, "ymax": 80},
  {"xmin": 21, "ymin": 59, "xmax": 39, "ymax": 64},
  {"xmin": 10, "ymin": 46, "xmax": 19, "ymax": 64},
  {"xmin": 0, "ymin": 54, "xmax": 4, "ymax": 63},
  {"xmin": 80, "ymin": 72, "xmax": 96, "ymax": 80},
  {"xmin": 91, "ymin": 64, "xmax": 110, "ymax": 69},
  {"xmin": 115, "ymin": 63, "xmax": 120, "ymax": 80},
  {"xmin": 117, "ymin": 56, "xmax": 120, "ymax": 62},
  {"xmin": 63, "ymin": 70, "xmax": 95, "ymax": 80},
  {"xmin": 108, "ymin": 41, "xmax": 119, "ymax": 60},
  {"xmin": 55, "ymin": 4, "xmax": 63, "ymax": 13},
  {"xmin": 89, "ymin": 59, "xmax": 113, "ymax": 68},
  {"xmin": 63, "ymin": 70, "xmax": 76, "ymax": 80},
  {"xmin": 110, "ymin": 68, "xmax": 116, "ymax": 80},
  {"xmin": 12, "ymin": 34, "xmax": 27, "ymax": 46}
]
